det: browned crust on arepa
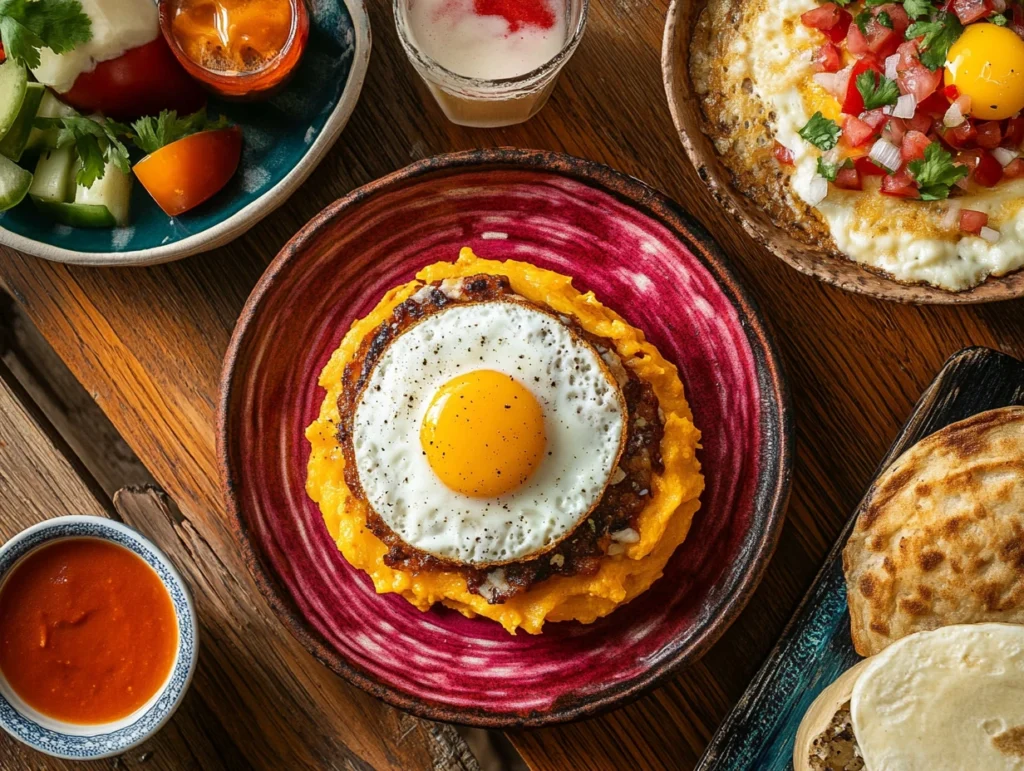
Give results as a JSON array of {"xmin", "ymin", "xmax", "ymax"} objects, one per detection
[{"xmin": 843, "ymin": 406, "xmax": 1024, "ymax": 656}]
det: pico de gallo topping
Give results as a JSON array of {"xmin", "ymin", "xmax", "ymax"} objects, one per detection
[{"xmin": 789, "ymin": 0, "xmax": 1024, "ymax": 240}]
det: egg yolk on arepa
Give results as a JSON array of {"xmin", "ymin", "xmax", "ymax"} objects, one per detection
[{"xmin": 305, "ymin": 248, "xmax": 704, "ymax": 634}]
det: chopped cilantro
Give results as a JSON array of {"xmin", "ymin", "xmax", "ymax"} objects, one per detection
[
  {"xmin": 125, "ymin": 109, "xmax": 230, "ymax": 155},
  {"xmin": 857, "ymin": 70, "xmax": 901, "ymax": 110},
  {"xmin": 0, "ymin": 0, "xmax": 91, "ymax": 69},
  {"xmin": 817, "ymin": 156, "xmax": 852, "ymax": 182},
  {"xmin": 799, "ymin": 112, "xmax": 841, "ymax": 151},
  {"xmin": 907, "ymin": 12, "xmax": 964, "ymax": 70},
  {"xmin": 991, "ymin": 12, "xmax": 1008, "ymax": 25},
  {"xmin": 865, "ymin": 0, "xmax": 888, "ymax": 6},
  {"xmin": 876, "ymin": 10, "xmax": 893, "ymax": 28},
  {"xmin": 832, "ymin": 0, "xmax": 853, "ymax": 7},
  {"xmin": 855, "ymin": 9, "xmax": 873, "ymax": 32},
  {"xmin": 902, "ymin": 0, "xmax": 935, "ymax": 19},
  {"xmin": 907, "ymin": 142, "xmax": 969, "ymax": 200},
  {"xmin": 33, "ymin": 115, "xmax": 130, "ymax": 188}
]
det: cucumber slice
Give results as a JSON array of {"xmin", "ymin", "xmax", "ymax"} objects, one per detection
[
  {"xmin": 0, "ymin": 153, "xmax": 33, "ymax": 212},
  {"xmin": 0, "ymin": 61, "xmax": 28, "ymax": 145},
  {"xmin": 0, "ymin": 83, "xmax": 45, "ymax": 162},
  {"xmin": 24, "ymin": 90, "xmax": 77, "ymax": 154},
  {"xmin": 29, "ymin": 145, "xmax": 75, "ymax": 203},
  {"xmin": 74, "ymin": 160, "xmax": 131, "ymax": 227},
  {"xmin": 32, "ymin": 200, "xmax": 117, "ymax": 228}
]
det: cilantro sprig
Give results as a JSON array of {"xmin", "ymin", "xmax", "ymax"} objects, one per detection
[
  {"xmin": 906, "ymin": 12, "xmax": 964, "ymax": 70},
  {"xmin": 856, "ymin": 71, "xmax": 900, "ymax": 110},
  {"xmin": 123, "ymin": 109, "xmax": 230, "ymax": 155},
  {"xmin": 817, "ymin": 156, "xmax": 852, "ymax": 182},
  {"xmin": 33, "ymin": 116, "xmax": 131, "ymax": 188},
  {"xmin": 902, "ymin": 0, "xmax": 935, "ymax": 20},
  {"xmin": 0, "ymin": 0, "xmax": 91, "ymax": 69},
  {"xmin": 908, "ymin": 142, "xmax": 969, "ymax": 200},
  {"xmin": 799, "ymin": 112, "xmax": 841, "ymax": 151}
]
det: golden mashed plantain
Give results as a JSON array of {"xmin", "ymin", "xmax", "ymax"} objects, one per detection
[{"xmin": 305, "ymin": 248, "xmax": 704, "ymax": 634}]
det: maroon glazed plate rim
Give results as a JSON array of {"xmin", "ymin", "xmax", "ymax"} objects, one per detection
[{"xmin": 217, "ymin": 148, "xmax": 794, "ymax": 727}]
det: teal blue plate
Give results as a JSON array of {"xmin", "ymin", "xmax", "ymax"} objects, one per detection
[
  {"xmin": 696, "ymin": 347, "xmax": 1024, "ymax": 770},
  {"xmin": 0, "ymin": 0, "xmax": 370, "ymax": 267}
]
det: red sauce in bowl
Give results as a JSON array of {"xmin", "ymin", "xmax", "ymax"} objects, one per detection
[
  {"xmin": 160, "ymin": 0, "xmax": 310, "ymax": 99},
  {"xmin": 0, "ymin": 538, "xmax": 178, "ymax": 725}
]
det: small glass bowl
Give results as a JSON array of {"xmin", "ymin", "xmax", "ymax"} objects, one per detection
[
  {"xmin": 159, "ymin": 0, "xmax": 310, "ymax": 100},
  {"xmin": 394, "ymin": 0, "xmax": 589, "ymax": 128}
]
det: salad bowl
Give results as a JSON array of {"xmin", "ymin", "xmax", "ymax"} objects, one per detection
[{"xmin": 0, "ymin": 0, "xmax": 370, "ymax": 267}]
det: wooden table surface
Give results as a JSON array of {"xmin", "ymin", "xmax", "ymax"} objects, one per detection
[{"xmin": 1, "ymin": 0, "xmax": 1023, "ymax": 768}]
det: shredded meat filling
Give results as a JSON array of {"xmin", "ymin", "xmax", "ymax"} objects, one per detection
[{"xmin": 335, "ymin": 274, "xmax": 664, "ymax": 603}]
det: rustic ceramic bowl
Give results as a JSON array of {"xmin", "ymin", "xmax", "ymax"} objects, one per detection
[
  {"xmin": 662, "ymin": 0, "xmax": 1024, "ymax": 304},
  {"xmin": 218, "ymin": 149, "xmax": 792, "ymax": 726},
  {"xmin": 0, "ymin": 0, "xmax": 370, "ymax": 267},
  {"xmin": 0, "ymin": 516, "xmax": 198, "ymax": 759}
]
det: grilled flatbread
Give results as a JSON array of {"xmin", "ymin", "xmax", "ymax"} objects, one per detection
[{"xmin": 843, "ymin": 406, "xmax": 1024, "ymax": 657}]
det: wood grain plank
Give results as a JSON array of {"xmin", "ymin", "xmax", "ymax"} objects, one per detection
[{"xmin": 1, "ymin": 0, "xmax": 1023, "ymax": 768}]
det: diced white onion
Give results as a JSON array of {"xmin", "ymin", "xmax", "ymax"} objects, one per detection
[
  {"xmin": 980, "ymin": 226, "xmax": 1001, "ymax": 243},
  {"xmin": 889, "ymin": 94, "xmax": 917, "ymax": 119},
  {"xmin": 993, "ymin": 147, "xmax": 1019, "ymax": 167},
  {"xmin": 813, "ymin": 72, "xmax": 837, "ymax": 92},
  {"xmin": 823, "ymin": 147, "xmax": 840, "ymax": 165},
  {"xmin": 806, "ymin": 174, "xmax": 829, "ymax": 205},
  {"xmin": 869, "ymin": 138, "xmax": 902, "ymax": 172},
  {"xmin": 940, "ymin": 201, "xmax": 962, "ymax": 230},
  {"xmin": 885, "ymin": 54, "xmax": 899, "ymax": 80},
  {"xmin": 944, "ymin": 101, "xmax": 965, "ymax": 127}
]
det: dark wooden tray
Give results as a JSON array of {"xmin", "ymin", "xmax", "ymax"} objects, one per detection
[{"xmin": 697, "ymin": 346, "xmax": 1024, "ymax": 770}]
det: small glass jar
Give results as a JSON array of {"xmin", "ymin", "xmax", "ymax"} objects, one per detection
[
  {"xmin": 159, "ymin": 0, "xmax": 310, "ymax": 100},
  {"xmin": 394, "ymin": 0, "xmax": 589, "ymax": 128}
]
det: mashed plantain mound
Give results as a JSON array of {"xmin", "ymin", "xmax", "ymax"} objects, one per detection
[{"xmin": 305, "ymin": 248, "xmax": 704, "ymax": 634}]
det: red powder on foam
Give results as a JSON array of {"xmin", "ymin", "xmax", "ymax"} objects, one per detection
[{"xmin": 473, "ymin": 0, "xmax": 556, "ymax": 31}]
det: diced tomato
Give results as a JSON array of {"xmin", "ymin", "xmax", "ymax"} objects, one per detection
[
  {"xmin": 843, "ymin": 59, "xmax": 884, "ymax": 115},
  {"xmin": 975, "ymin": 121, "xmax": 1003, "ymax": 149},
  {"xmin": 973, "ymin": 151, "xmax": 1004, "ymax": 186},
  {"xmin": 866, "ymin": 25, "xmax": 901, "ymax": 60},
  {"xmin": 907, "ymin": 112, "xmax": 933, "ymax": 134},
  {"xmin": 883, "ymin": 117, "xmax": 907, "ymax": 144},
  {"xmin": 960, "ymin": 209, "xmax": 989, "ymax": 234},
  {"xmin": 896, "ymin": 40, "xmax": 919, "ymax": 71},
  {"xmin": 814, "ymin": 42, "xmax": 842, "ymax": 73},
  {"xmin": 901, "ymin": 130, "xmax": 932, "ymax": 161},
  {"xmin": 1013, "ymin": 5, "xmax": 1024, "ymax": 39},
  {"xmin": 881, "ymin": 168, "xmax": 919, "ymax": 197},
  {"xmin": 944, "ymin": 85, "xmax": 960, "ymax": 101},
  {"xmin": 846, "ymin": 23, "xmax": 870, "ymax": 56},
  {"xmin": 918, "ymin": 91, "xmax": 952, "ymax": 118},
  {"xmin": 898, "ymin": 60, "xmax": 943, "ymax": 104},
  {"xmin": 957, "ymin": 148, "xmax": 982, "ymax": 175},
  {"xmin": 834, "ymin": 166, "xmax": 863, "ymax": 190},
  {"xmin": 952, "ymin": 0, "xmax": 993, "ymax": 24},
  {"xmin": 1003, "ymin": 116, "xmax": 1024, "ymax": 147},
  {"xmin": 0, "ymin": 43, "xmax": 5, "ymax": 64},
  {"xmin": 860, "ymin": 109, "xmax": 888, "ymax": 131},
  {"xmin": 774, "ymin": 142, "xmax": 795, "ymax": 166},
  {"xmin": 855, "ymin": 156, "xmax": 888, "ymax": 176},
  {"xmin": 843, "ymin": 115, "xmax": 878, "ymax": 147},
  {"xmin": 1003, "ymin": 157, "xmax": 1024, "ymax": 177},
  {"xmin": 823, "ymin": 10, "xmax": 854, "ymax": 42},
  {"xmin": 876, "ymin": 4, "xmax": 911, "ymax": 37},
  {"xmin": 801, "ymin": 3, "xmax": 843, "ymax": 30},
  {"xmin": 942, "ymin": 120, "xmax": 977, "ymax": 148}
]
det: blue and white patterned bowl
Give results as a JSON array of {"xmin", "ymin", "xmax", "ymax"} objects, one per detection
[
  {"xmin": 0, "ymin": 516, "xmax": 199, "ymax": 760},
  {"xmin": 0, "ymin": 0, "xmax": 370, "ymax": 267}
]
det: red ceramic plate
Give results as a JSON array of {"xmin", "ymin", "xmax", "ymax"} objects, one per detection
[{"xmin": 218, "ymin": 149, "xmax": 791, "ymax": 727}]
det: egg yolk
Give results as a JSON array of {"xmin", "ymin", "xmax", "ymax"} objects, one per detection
[
  {"xmin": 945, "ymin": 24, "xmax": 1024, "ymax": 120},
  {"xmin": 421, "ymin": 370, "xmax": 546, "ymax": 498}
]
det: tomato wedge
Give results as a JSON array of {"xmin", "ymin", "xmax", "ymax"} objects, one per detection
[
  {"xmin": 62, "ymin": 38, "xmax": 205, "ymax": 122},
  {"xmin": 133, "ymin": 126, "xmax": 243, "ymax": 216}
]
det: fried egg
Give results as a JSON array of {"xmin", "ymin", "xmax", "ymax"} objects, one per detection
[
  {"xmin": 692, "ymin": 0, "xmax": 1024, "ymax": 291},
  {"xmin": 946, "ymin": 24, "xmax": 1024, "ymax": 121},
  {"xmin": 351, "ymin": 299, "xmax": 626, "ymax": 566}
]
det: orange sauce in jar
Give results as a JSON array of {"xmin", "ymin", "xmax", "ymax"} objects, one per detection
[
  {"xmin": 0, "ymin": 538, "xmax": 178, "ymax": 725},
  {"xmin": 161, "ymin": 0, "xmax": 309, "ymax": 98}
]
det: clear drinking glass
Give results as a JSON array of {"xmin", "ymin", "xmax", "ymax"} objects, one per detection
[{"xmin": 394, "ymin": 0, "xmax": 589, "ymax": 128}]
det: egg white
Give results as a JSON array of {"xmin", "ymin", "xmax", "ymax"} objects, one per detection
[
  {"xmin": 736, "ymin": 0, "xmax": 1024, "ymax": 290},
  {"xmin": 352, "ymin": 300, "xmax": 625, "ymax": 566}
]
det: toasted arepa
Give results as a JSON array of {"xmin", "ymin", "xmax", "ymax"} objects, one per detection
[{"xmin": 843, "ymin": 406, "xmax": 1024, "ymax": 657}]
